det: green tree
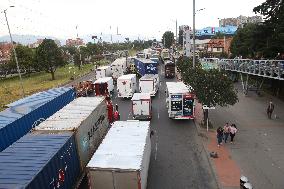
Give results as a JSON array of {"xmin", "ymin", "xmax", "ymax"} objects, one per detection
[
  {"xmin": 162, "ymin": 31, "xmax": 175, "ymax": 48},
  {"xmin": 176, "ymin": 56, "xmax": 238, "ymax": 123},
  {"xmin": 36, "ymin": 39, "xmax": 66, "ymax": 80},
  {"xmin": 9, "ymin": 44, "xmax": 36, "ymax": 74}
]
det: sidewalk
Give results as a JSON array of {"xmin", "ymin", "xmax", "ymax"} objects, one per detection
[{"xmin": 195, "ymin": 83, "xmax": 284, "ymax": 189}]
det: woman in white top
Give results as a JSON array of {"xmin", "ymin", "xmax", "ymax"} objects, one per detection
[{"xmin": 229, "ymin": 124, "xmax": 238, "ymax": 144}]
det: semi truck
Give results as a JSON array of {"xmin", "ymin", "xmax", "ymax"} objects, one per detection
[
  {"xmin": 133, "ymin": 58, "xmax": 158, "ymax": 76},
  {"xmin": 161, "ymin": 49, "xmax": 170, "ymax": 62},
  {"xmin": 111, "ymin": 58, "xmax": 127, "ymax": 80},
  {"xmin": 131, "ymin": 93, "xmax": 152, "ymax": 120},
  {"xmin": 87, "ymin": 120, "xmax": 151, "ymax": 189},
  {"xmin": 166, "ymin": 82, "xmax": 195, "ymax": 119},
  {"xmin": 96, "ymin": 66, "xmax": 112, "ymax": 79},
  {"xmin": 139, "ymin": 74, "xmax": 159, "ymax": 96},
  {"xmin": 93, "ymin": 77, "xmax": 114, "ymax": 97},
  {"xmin": 117, "ymin": 74, "xmax": 137, "ymax": 98},
  {"xmin": 164, "ymin": 60, "xmax": 175, "ymax": 78}
]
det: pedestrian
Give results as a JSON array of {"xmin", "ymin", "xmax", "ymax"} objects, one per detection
[
  {"xmin": 267, "ymin": 101, "xmax": 274, "ymax": 119},
  {"xmin": 216, "ymin": 127, "xmax": 224, "ymax": 147},
  {"xmin": 113, "ymin": 110, "xmax": 120, "ymax": 121},
  {"xmin": 223, "ymin": 123, "xmax": 230, "ymax": 143},
  {"xmin": 229, "ymin": 124, "xmax": 238, "ymax": 144}
]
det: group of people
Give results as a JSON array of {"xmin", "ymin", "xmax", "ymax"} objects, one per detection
[{"xmin": 216, "ymin": 123, "xmax": 238, "ymax": 147}]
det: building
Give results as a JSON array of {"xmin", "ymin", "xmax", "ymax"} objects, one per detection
[
  {"xmin": 66, "ymin": 38, "xmax": 84, "ymax": 47},
  {"xmin": 190, "ymin": 39, "xmax": 211, "ymax": 53},
  {"xmin": 206, "ymin": 37, "xmax": 233, "ymax": 55},
  {"xmin": 0, "ymin": 42, "xmax": 13, "ymax": 65},
  {"xmin": 219, "ymin": 15, "xmax": 262, "ymax": 28}
]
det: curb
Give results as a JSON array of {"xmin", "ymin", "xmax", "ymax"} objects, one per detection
[{"xmin": 194, "ymin": 107, "xmax": 222, "ymax": 189}]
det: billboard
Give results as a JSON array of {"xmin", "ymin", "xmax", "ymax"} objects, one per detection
[{"xmin": 196, "ymin": 26, "xmax": 237, "ymax": 36}]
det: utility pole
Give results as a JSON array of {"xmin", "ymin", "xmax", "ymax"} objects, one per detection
[
  {"xmin": 193, "ymin": 0, "xmax": 196, "ymax": 68},
  {"xmin": 76, "ymin": 25, "xmax": 83, "ymax": 69},
  {"xmin": 176, "ymin": 19, "xmax": 178, "ymax": 45},
  {"xmin": 4, "ymin": 7, "xmax": 25, "ymax": 97}
]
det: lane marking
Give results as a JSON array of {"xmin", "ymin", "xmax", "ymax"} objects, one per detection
[
  {"xmin": 158, "ymin": 112, "xmax": 160, "ymax": 119},
  {"xmin": 154, "ymin": 130, "xmax": 158, "ymax": 161}
]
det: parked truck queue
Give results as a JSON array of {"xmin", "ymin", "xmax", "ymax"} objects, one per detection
[{"xmin": 0, "ymin": 47, "xmax": 196, "ymax": 189}]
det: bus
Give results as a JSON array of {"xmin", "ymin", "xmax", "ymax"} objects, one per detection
[{"xmin": 164, "ymin": 60, "xmax": 175, "ymax": 78}]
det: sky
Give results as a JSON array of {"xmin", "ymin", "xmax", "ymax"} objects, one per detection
[{"xmin": 0, "ymin": 0, "xmax": 265, "ymax": 40}]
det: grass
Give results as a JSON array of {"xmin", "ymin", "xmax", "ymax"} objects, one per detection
[{"xmin": 0, "ymin": 60, "xmax": 108, "ymax": 111}]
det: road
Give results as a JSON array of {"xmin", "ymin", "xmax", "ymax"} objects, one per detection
[
  {"xmin": 112, "ymin": 64, "xmax": 218, "ymax": 189},
  {"xmin": 76, "ymin": 63, "xmax": 218, "ymax": 189}
]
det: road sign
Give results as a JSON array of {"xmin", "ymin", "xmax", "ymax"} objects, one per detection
[{"xmin": 202, "ymin": 105, "xmax": 215, "ymax": 110}]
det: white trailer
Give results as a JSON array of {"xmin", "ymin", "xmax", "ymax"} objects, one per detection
[
  {"xmin": 93, "ymin": 77, "xmax": 114, "ymax": 96},
  {"xmin": 34, "ymin": 97, "xmax": 110, "ymax": 171},
  {"xmin": 96, "ymin": 66, "xmax": 112, "ymax": 79},
  {"xmin": 117, "ymin": 74, "xmax": 137, "ymax": 98},
  {"xmin": 166, "ymin": 82, "xmax": 195, "ymax": 119},
  {"xmin": 111, "ymin": 58, "xmax": 127, "ymax": 80},
  {"xmin": 131, "ymin": 93, "xmax": 152, "ymax": 120},
  {"xmin": 139, "ymin": 74, "xmax": 159, "ymax": 96},
  {"xmin": 87, "ymin": 120, "xmax": 151, "ymax": 189}
]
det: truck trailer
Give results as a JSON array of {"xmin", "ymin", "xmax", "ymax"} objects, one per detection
[
  {"xmin": 111, "ymin": 58, "xmax": 127, "ymax": 80},
  {"xmin": 93, "ymin": 77, "xmax": 114, "ymax": 97},
  {"xmin": 166, "ymin": 82, "xmax": 195, "ymax": 119},
  {"xmin": 87, "ymin": 120, "xmax": 151, "ymax": 189},
  {"xmin": 117, "ymin": 74, "xmax": 137, "ymax": 98},
  {"xmin": 139, "ymin": 74, "xmax": 159, "ymax": 96},
  {"xmin": 133, "ymin": 58, "xmax": 158, "ymax": 76},
  {"xmin": 96, "ymin": 66, "xmax": 112, "ymax": 79},
  {"xmin": 131, "ymin": 93, "xmax": 152, "ymax": 120},
  {"xmin": 164, "ymin": 60, "xmax": 175, "ymax": 78}
]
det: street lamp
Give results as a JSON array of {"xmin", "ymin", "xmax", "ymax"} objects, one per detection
[
  {"xmin": 193, "ymin": 5, "xmax": 206, "ymax": 68},
  {"xmin": 3, "ymin": 6, "xmax": 25, "ymax": 97}
]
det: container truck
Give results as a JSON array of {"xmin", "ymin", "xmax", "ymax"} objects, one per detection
[
  {"xmin": 134, "ymin": 58, "xmax": 158, "ymax": 76},
  {"xmin": 87, "ymin": 120, "xmax": 151, "ymax": 189},
  {"xmin": 161, "ymin": 49, "xmax": 170, "ymax": 62},
  {"xmin": 164, "ymin": 60, "xmax": 176, "ymax": 78},
  {"xmin": 0, "ymin": 132, "xmax": 80, "ymax": 189},
  {"xmin": 150, "ymin": 53, "xmax": 160, "ymax": 64},
  {"xmin": 131, "ymin": 93, "xmax": 152, "ymax": 120},
  {"xmin": 96, "ymin": 66, "xmax": 112, "ymax": 79},
  {"xmin": 111, "ymin": 58, "xmax": 127, "ymax": 80},
  {"xmin": 166, "ymin": 82, "xmax": 195, "ymax": 119},
  {"xmin": 34, "ymin": 97, "xmax": 110, "ymax": 171},
  {"xmin": 93, "ymin": 77, "xmax": 114, "ymax": 97},
  {"xmin": 0, "ymin": 87, "xmax": 75, "ymax": 152},
  {"xmin": 117, "ymin": 74, "xmax": 137, "ymax": 98},
  {"xmin": 139, "ymin": 74, "xmax": 159, "ymax": 96}
]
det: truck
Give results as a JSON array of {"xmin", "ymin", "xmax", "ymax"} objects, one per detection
[
  {"xmin": 134, "ymin": 58, "xmax": 158, "ymax": 76},
  {"xmin": 131, "ymin": 93, "xmax": 152, "ymax": 120},
  {"xmin": 117, "ymin": 74, "xmax": 137, "ymax": 98},
  {"xmin": 87, "ymin": 120, "xmax": 151, "ymax": 189},
  {"xmin": 96, "ymin": 66, "xmax": 112, "ymax": 79},
  {"xmin": 161, "ymin": 49, "xmax": 170, "ymax": 62},
  {"xmin": 166, "ymin": 82, "xmax": 195, "ymax": 119},
  {"xmin": 150, "ymin": 53, "xmax": 160, "ymax": 64},
  {"xmin": 111, "ymin": 58, "xmax": 127, "ymax": 80},
  {"xmin": 139, "ymin": 74, "xmax": 159, "ymax": 96},
  {"xmin": 93, "ymin": 77, "xmax": 114, "ymax": 97},
  {"xmin": 164, "ymin": 60, "xmax": 176, "ymax": 78},
  {"xmin": 34, "ymin": 97, "xmax": 110, "ymax": 171},
  {"xmin": 0, "ymin": 87, "xmax": 75, "ymax": 152}
]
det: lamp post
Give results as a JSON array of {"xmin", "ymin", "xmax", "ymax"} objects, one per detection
[
  {"xmin": 193, "ymin": 6, "xmax": 206, "ymax": 68},
  {"xmin": 3, "ymin": 6, "xmax": 25, "ymax": 97}
]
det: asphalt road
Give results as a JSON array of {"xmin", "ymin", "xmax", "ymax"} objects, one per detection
[
  {"xmin": 77, "ymin": 64, "xmax": 218, "ymax": 189},
  {"xmin": 112, "ymin": 64, "xmax": 218, "ymax": 189}
]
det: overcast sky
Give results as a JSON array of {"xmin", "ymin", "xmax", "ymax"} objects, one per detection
[{"xmin": 0, "ymin": 0, "xmax": 264, "ymax": 40}]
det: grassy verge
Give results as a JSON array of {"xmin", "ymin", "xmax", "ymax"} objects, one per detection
[{"xmin": 0, "ymin": 62, "xmax": 101, "ymax": 111}]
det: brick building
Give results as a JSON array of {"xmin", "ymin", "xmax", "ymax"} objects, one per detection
[
  {"xmin": 206, "ymin": 37, "xmax": 233, "ymax": 55},
  {"xmin": 66, "ymin": 38, "xmax": 84, "ymax": 47},
  {"xmin": 0, "ymin": 42, "xmax": 13, "ymax": 65}
]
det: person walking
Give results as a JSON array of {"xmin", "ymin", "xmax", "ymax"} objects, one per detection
[
  {"xmin": 267, "ymin": 101, "xmax": 274, "ymax": 119},
  {"xmin": 216, "ymin": 127, "xmax": 224, "ymax": 147},
  {"xmin": 223, "ymin": 123, "xmax": 230, "ymax": 143},
  {"xmin": 229, "ymin": 124, "xmax": 238, "ymax": 144}
]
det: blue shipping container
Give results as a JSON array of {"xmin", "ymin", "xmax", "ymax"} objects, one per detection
[
  {"xmin": 0, "ymin": 132, "xmax": 80, "ymax": 189},
  {"xmin": 134, "ymin": 58, "xmax": 158, "ymax": 76},
  {"xmin": 0, "ymin": 87, "xmax": 75, "ymax": 152}
]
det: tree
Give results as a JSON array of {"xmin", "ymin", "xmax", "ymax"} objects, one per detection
[
  {"xmin": 162, "ymin": 31, "xmax": 175, "ymax": 48},
  {"xmin": 36, "ymin": 39, "xmax": 65, "ymax": 80},
  {"xmin": 176, "ymin": 56, "xmax": 238, "ymax": 123},
  {"xmin": 9, "ymin": 44, "xmax": 36, "ymax": 75}
]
